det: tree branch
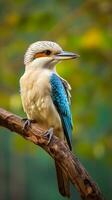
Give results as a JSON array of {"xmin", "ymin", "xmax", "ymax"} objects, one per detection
[{"xmin": 0, "ymin": 107, "xmax": 104, "ymax": 200}]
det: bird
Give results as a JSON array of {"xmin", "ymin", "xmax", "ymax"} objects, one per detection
[{"xmin": 20, "ymin": 41, "xmax": 79, "ymax": 198}]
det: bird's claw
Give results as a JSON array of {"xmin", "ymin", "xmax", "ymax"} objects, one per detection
[
  {"xmin": 22, "ymin": 118, "xmax": 35, "ymax": 130},
  {"xmin": 43, "ymin": 128, "xmax": 53, "ymax": 145}
]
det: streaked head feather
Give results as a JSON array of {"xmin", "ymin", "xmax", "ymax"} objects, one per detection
[{"xmin": 24, "ymin": 41, "xmax": 62, "ymax": 65}]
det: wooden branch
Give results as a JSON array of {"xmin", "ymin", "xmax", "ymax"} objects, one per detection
[{"xmin": 0, "ymin": 107, "xmax": 105, "ymax": 200}]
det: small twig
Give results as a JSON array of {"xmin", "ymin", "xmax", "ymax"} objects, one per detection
[{"xmin": 0, "ymin": 107, "xmax": 105, "ymax": 200}]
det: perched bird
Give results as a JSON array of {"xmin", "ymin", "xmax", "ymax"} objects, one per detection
[{"xmin": 20, "ymin": 41, "xmax": 79, "ymax": 198}]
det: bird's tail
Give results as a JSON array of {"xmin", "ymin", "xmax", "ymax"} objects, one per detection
[{"xmin": 55, "ymin": 160, "xmax": 70, "ymax": 198}]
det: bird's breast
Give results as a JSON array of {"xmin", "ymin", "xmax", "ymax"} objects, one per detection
[
  {"xmin": 20, "ymin": 69, "xmax": 62, "ymax": 132},
  {"xmin": 20, "ymin": 69, "xmax": 50, "ymax": 117}
]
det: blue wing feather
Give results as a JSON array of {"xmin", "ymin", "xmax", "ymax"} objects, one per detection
[{"xmin": 50, "ymin": 73, "xmax": 73, "ymax": 150}]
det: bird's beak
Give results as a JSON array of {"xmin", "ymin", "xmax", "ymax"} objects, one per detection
[{"xmin": 53, "ymin": 51, "xmax": 80, "ymax": 60}]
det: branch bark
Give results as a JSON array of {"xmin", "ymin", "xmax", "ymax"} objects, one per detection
[{"xmin": 0, "ymin": 107, "xmax": 105, "ymax": 200}]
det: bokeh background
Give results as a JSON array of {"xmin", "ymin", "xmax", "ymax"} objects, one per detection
[{"xmin": 0, "ymin": 0, "xmax": 112, "ymax": 199}]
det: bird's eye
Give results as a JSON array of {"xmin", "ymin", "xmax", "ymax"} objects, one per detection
[
  {"xmin": 44, "ymin": 50, "xmax": 51, "ymax": 55},
  {"xmin": 33, "ymin": 50, "xmax": 52, "ymax": 60}
]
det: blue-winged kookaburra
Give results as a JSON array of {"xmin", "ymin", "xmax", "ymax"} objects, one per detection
[{"xmin": 20, "ymin": 41, "xmax": 79, "ymax": 198}]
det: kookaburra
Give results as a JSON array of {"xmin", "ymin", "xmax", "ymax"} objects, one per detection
[{"xmin": 20, "ymin": 41, "xmax": 79, "ymax": 197}]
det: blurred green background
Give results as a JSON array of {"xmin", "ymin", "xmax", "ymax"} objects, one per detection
[{"xmin": 0, "ymin": 0, "xmax": 112, "ymax": 199}]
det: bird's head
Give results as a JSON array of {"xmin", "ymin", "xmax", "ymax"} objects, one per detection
[{"xmin": 24, "ymin": 41, "xmax": 79, "ymax": 70}]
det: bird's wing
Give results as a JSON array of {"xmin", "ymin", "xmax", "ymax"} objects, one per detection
[
  {"xmin": 56, "ymin": 74, "xmax": 71, "ymax": 104},
  {"xmin": 50, "ymin": 73, "xmax": 73, "ymax": 150},
  {"xmin": 59, "ymin": 77, "xmax": 71, "ymax": 104}
]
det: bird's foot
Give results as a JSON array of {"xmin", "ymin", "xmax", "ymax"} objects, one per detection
[
  {"xmin": 43, "ymin": 128, "xmax": 54, "ymax": 145},
  {"xmin": 22, "ymin": 118, "xmax": 36, "ymax": 130}
]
